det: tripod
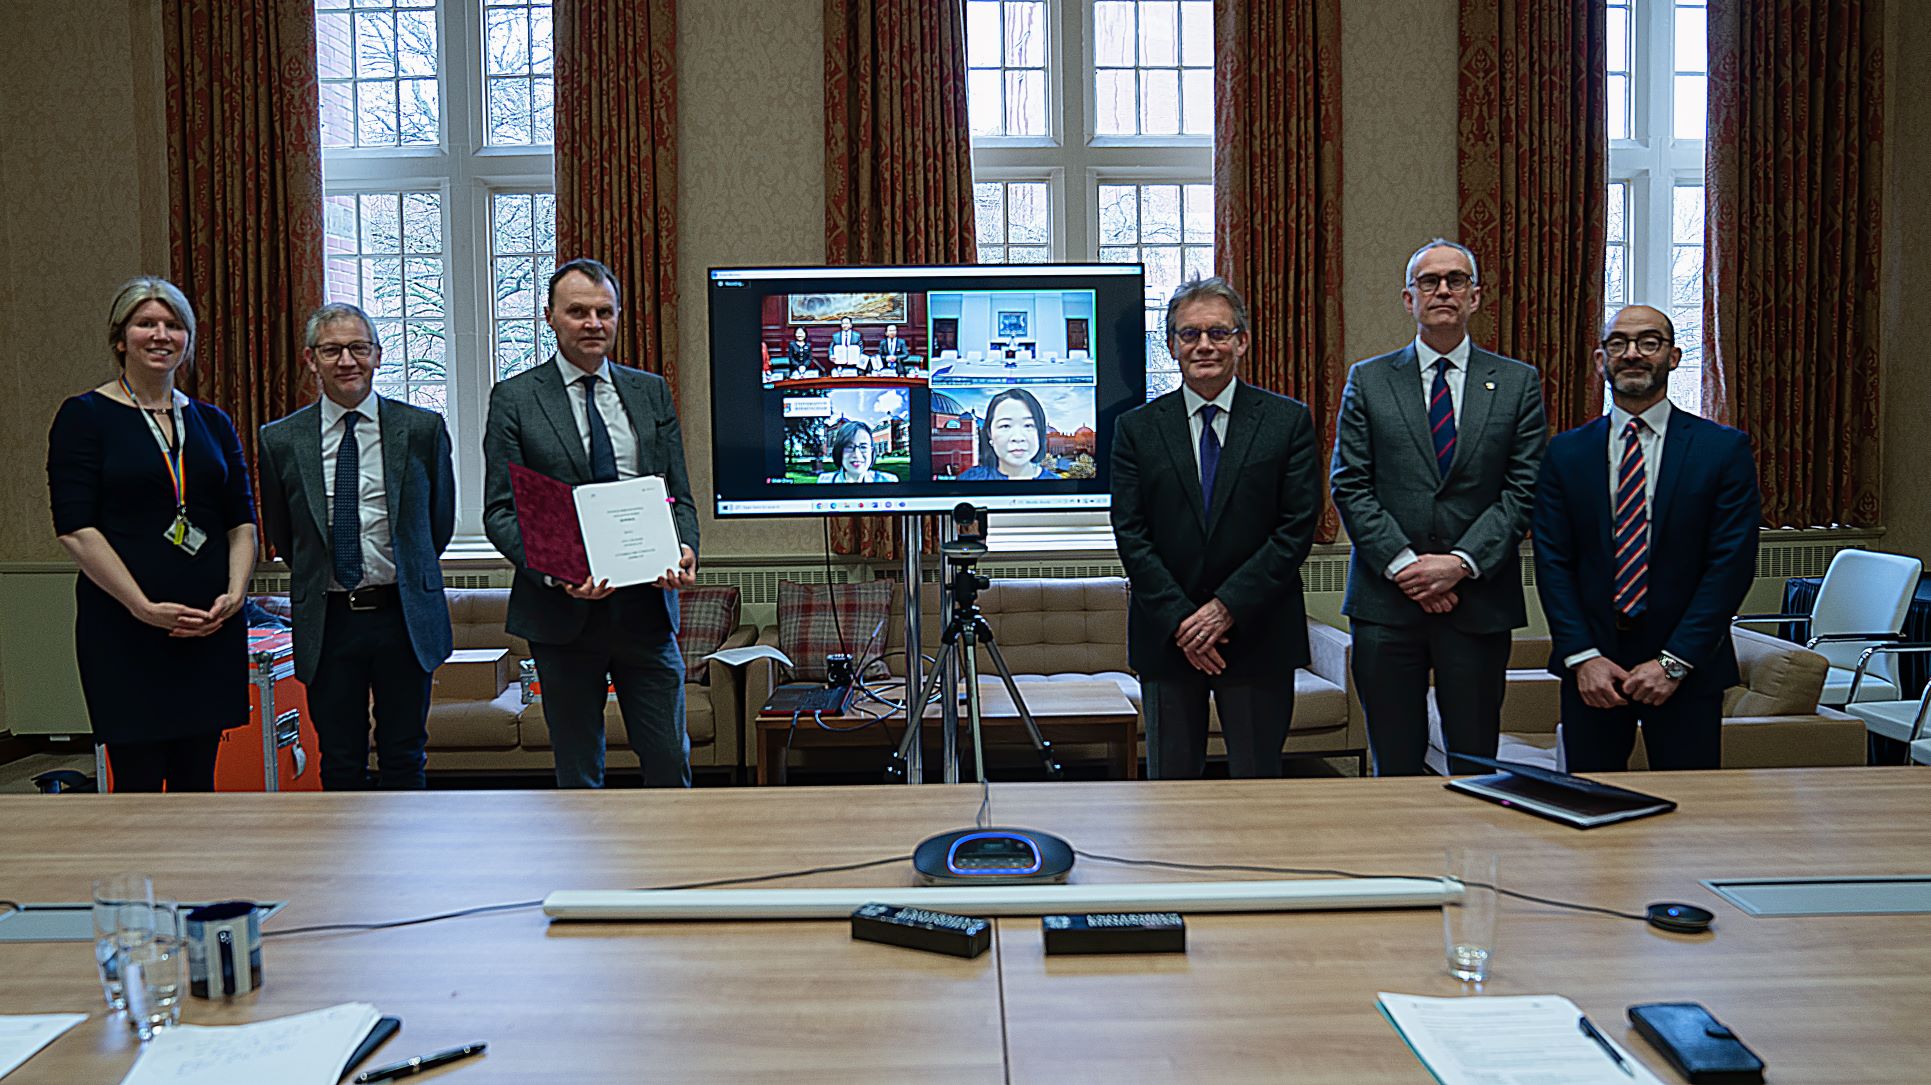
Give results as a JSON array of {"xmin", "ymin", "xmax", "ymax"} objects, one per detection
[{"xmin": 885, "ymin": 559, "xmax": 1063, "ymax": 784}]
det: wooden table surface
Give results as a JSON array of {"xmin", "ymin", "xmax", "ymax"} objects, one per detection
[
  {"xmin": 756, "ymin": 678, "xmax": 1140, "ymax": 784},
  {"xmin": 0, "ymin": 769, "xmax": 1926, "ymax": 1083}
]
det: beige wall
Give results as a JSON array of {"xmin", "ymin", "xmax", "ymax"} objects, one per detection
[{"xmin": 1881, "ymin": 2, "xmax": 1931, "ymax": 563}]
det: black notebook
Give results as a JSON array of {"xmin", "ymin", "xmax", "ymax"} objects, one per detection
[{"xmin": 1444, "ymin": 754, "xmax": 1677, "ymax": 828}]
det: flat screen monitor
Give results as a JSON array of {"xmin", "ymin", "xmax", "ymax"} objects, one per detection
[{"xmin": 707, "ymin": 264, "xmax": 1147, "ymax": 517}]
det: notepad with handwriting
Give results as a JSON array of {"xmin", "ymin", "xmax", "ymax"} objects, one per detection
[
  {"xmin": 1377, "ymin": 992, "xmax": 1665, "ymax": 1084},
  {"xmin": 0, "ymin": 1013, "xmax": 85, "ymax": 1079},
  {"xmin": 118, "ymin": 1002, "xmax": 381, "ymax": 1085}
]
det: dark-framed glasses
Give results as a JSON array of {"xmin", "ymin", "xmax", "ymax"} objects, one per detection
[
  {"xmin": 1600, "ymin": 333, "xmax": 1671, "ymax": 356},
  {"xmin": 1174, "ymin": 325, "xmax": 1241, "ymax": 344},
  {"xmin": 314, "ymin": 341, "xmax": 377, "ymax": 361},
  {"xmin": 1409, "ymin": 272, "xmax": 1475, "ymax": 294}
]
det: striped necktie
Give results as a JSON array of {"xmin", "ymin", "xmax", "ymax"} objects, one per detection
[
  {"xmin": 1429, "ymin": 359, "xmax": 1456, "ymax": 477},
  {"xmin": 1612, "ymin": 419, "xmax": 1650, "ymax": 616}
]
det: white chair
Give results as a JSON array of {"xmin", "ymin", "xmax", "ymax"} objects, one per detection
[
  {"xmin": 1841, "ymin": 644, "xmax": 1931, "ymax": 763},
  {"xmin": 1735, "ymin": 550, "xmax": 1923, "ymax": 705}
]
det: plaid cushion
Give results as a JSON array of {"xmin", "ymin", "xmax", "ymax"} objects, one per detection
[
  {"xmin": 777, "ymin": 579, "xmax": 893, "ymax": 682},
  {"xmin": 676, "ymin": 585, "xmax": 741, "ymax": 685}
]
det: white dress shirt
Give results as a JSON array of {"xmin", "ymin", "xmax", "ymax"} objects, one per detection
[
  {"xmin": 1180, "ymin": 379, "xmax": 1238, "ymax": 476},
  {"xmin": 320, "ymin": 391, "xmax": 395, "ymax": 590},
  {"xmin": 555, "ymin": 355, "xmax": 643, "ymax": 480},
  {"xmin": 1386, "ymin": 335, "xmax": 1479, "ymax": 581}
]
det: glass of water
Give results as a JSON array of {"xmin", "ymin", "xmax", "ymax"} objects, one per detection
[
  {"xmin": 118, "ymin": 902, "xmax": 185, "ymax": 1041},
  {"xmin": 1443, "ymin": 848, "xmax": 1498, "ymax": 983},
  {"xmin": 91, "ymin": 873, "xmax": 154, "ymax": 1010}
]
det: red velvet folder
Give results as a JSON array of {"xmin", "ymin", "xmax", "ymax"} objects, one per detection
[{"xmin": 508, "ymin": 462, "xmax": 591, "ymax": 585}]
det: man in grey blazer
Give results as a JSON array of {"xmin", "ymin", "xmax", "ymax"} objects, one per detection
[
  {"xmin": 1330, "ymin": 240, "xmax": 1547, "ymax": 775},
  {"xmin": 483, "ymin": 258, "xmax": 700, "ymax": 789},
  {"xmin": 258, "ymin": 302, "xmax": 455, "ymax": 790}
]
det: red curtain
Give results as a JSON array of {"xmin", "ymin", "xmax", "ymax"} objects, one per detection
[
  {"xmin": 554, "ymin": 0, "xmax": 680, "ymax": 386},
  {"xmin": 1706, "ymin": 0, "xmax": 1884, "ymax": 527},
  {"xmin": 824, "ymin": 0, "xmax": 977, "ymax": 558},
  {"xmin": 1215, "ymin": 0, "xmax": 1345, "ymax": 543},
  {"xmin": 1457, "ymin": 0, "xmax": 1607, "ymax": 433},
  {"xmin": 163, "ymin": 0, "xmax": 325, "ymax": 454}
]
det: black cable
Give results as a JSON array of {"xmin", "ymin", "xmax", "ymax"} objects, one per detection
[
  {"xmin": 0, "ymin": 900, "xmax": 22, "ymax": 917},
  {"xmin": 1074, "ymin": 851, "xmax": 1648, "ymax": 923},
  {"xmin": 262, "ymin": 854, "xmax": 915, "ymax": 940}
]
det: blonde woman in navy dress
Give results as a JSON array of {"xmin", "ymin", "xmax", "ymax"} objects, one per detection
[{"xmin": 47, "ymin": 278, "xmax": 257, "ymax": 792}]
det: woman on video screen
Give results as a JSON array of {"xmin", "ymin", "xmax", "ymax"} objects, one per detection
[
  {"xmin": 959, "ymin": 387, "xmax": 1059, "ymax": 480},
  {"xmin": 816, "ymin": 420, "xmax": 893, "ymax": 482}
]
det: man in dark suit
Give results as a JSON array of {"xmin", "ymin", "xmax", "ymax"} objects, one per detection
[
  {"xmin": 876, "ymin": 324, "xmax": 910, "ymax": 373},
  {"xmin": 1110, "ymin": 277, "xmax": 1322, "ymax": 778},
  {"xmin": 1330, "ymin": 239, "xmax": 1547, "ymax": 776},
  {"xmin": 483, "ymin": 258, "xmax": 700, "ymax": 789},
  {"xmin": 258, "ymin": 302, "xmax": 455, "ymax": 790},
  {"xmin": 1533, "ymin": 304, "xmax": 1760, "ymax": 771}
]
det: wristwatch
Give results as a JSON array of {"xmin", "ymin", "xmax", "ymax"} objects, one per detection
[{"xmin": 1656, "ymin": 655, "xmax": 1690, "ymax": 681}]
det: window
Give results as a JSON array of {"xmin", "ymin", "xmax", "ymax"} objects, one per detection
[
  {"xmin": 317, "ymin": 0, "xmax": 556, "ymax": 539},
  {"xmin": 1606, "ymin": 0, "xmax": 1706, "ymax": 411}
]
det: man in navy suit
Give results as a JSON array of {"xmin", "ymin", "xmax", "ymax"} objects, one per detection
[{"xmin": 1532, "ymin": 304, "xmax": 1761, "ymax": 771}]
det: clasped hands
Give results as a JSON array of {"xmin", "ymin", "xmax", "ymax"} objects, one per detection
[
  {"xmin": 143, "ymin": 592, "xmax": 242, "ymax": 638},
  {"xmin": 1395, "ymin": 553, "xmax": 1467, "ymax": 614},
  {"xmin": 1575, "ymin": 656, "xmax": 1680, "ymax": 708},
  {"xmin": 562, "ymin": 544, "xmax": 699, "ymax": 600},
  {"xmin": 1175, "ymin": 598, "xmax": 1233, "ymax": 675}
]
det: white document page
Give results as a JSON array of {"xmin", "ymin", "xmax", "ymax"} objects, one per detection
[
  {"xmin": 119, "ymin": 1002, "xmax": 379, "ymax": 1085},
  {"xmin": 704, "ymin": 644, "xmax": 794, "ymax": 668},
  {"xmin": 1377, "ymin": 993, "xmax": 1664, "ymax": 1085},
  {"xmin": 573, "ymin": 475, "xmax": 682, "ymax": 589},
  {"xmin": 0, "ymin": 1014, "xmax": 85, "ymax": 1079}
]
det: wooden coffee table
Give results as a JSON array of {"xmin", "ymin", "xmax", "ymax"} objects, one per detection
[{"xmin": 755, "ymin": 678, "xmax": 1139, "ymax": 784}]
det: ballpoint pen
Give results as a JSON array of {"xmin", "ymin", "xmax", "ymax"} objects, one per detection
[
  {"xmin": 353, "ymin": 1041, "xmax": 487, "ymax": 1083},
  {"xmin": 1578, "ymin": 1014, "xmax": 1636, "ymax": 1078}
]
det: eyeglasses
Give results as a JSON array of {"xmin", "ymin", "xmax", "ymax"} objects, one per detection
[
  {"xmin": 1174, "ymin": 325, "xmax": 1241, "ymax": 344},
  {"xmin": 1409, "ymin": 272, "xmax": 1475, "ymax": 294},
  {"xmin": 314, "ymin": 341, "xmax": 376, "ymax": 361},
  {"xmin": 1600, "ymin": 333, "xmax": 1672, "ymax": 356}
]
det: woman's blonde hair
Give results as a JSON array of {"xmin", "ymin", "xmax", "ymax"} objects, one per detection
[{"xmin": 106, "ymin": 277, "xmax": 197, "ymax": 372}]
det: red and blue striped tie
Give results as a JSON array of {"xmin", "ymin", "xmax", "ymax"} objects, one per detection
[
  {"xmin": 1613, "ymin": 419, "xmax": 1649, "ymax": 617},
  {"xmin": 1429, "ymin": 359, "xmax": 1456, "ymax": 477}
]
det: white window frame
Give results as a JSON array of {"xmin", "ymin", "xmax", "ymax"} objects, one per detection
[
  {"xmin": 320, "ymin": 0, "xmax": 553, "ymax": 546},
  {"xmin": 969, "ymin": 0, "xmax": 1213, "ymax": 549}
]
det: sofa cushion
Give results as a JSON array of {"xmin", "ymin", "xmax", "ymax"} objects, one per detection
[
  {"xmin": 425, "ymin": 686, "xmax": 524, "ymax": 750},
  {"xmin": 676, "ymin": 585, "xmax": 741, "ymax": 685},
  {"xmin": 1726, "ymin": 626, "xmax": 1829, "ymax": 717},
  {"xmin": 446, "ymin": 588, "xmax": 531, "ymax": 657},
  {"xmin": 778, "ymin": 580, "xmax": 892, "ymax": 682}
]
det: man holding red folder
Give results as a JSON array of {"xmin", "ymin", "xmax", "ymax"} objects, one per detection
[{"xmin": 483, "ymin": 258, "xmax": 700, "ymax": 788}]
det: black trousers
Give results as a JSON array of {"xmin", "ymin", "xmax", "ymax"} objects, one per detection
[
  {"xmin": 105, "ymin": 733, "xmax": 221, "ymax": 793},
  {"xmin": 1560, "ymin": 683, "xmax": 1723, "ymax": 771},
  {"xmin": 530, "ymin": 598, "xmax": 690, "ymax": 789},
  {"xmin": 1141, "ymin": 669, "xmax": 1295, "ymax": 779},
  {"xmin": 306, "ymin": 593, "xmax": 433, "ymax": 790},
  {"xmin": 1351, "ymin": 617, "xmax": 1511, "ymax": 776}
]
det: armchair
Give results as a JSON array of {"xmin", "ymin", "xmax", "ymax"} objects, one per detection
[{"xmin": 1733, "ymin": 549, "xmax": 1923, "ymax": 705}]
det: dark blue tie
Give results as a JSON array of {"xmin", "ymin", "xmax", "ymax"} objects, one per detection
[
  {"xmin": 1613, "ymin": 419, "xmax": 1650, "ymax": 617},
  {"xmin": 580, "ymin": 375, "xmax": 619, "ymax": 483},
  {"xmin": 1429, "ymin": 358, "xmax": 1457, "ymax": 478},
  {"xmin": 331, "ymin": 411, "xmax": 363, "ymax": 590},
  {"xmin": 1198, "ymin": 403, "xmax": 1221, "ymax": 522}
]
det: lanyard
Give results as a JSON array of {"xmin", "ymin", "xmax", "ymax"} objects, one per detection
[{"xmin": 119, "ymin": 376, "xmax": 187, "ymax": 516}]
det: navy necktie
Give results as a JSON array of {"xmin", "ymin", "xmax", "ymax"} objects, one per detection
[
  {"xmin": 331, "ymin": 411, "xmax": 363, "ymax": 590},
  {"xmin": 1613, "ymin": 419, "xmax": 1650, "ymax": 616},
  {"xmin": 580, "ymin": 374, "xmax": 619, "ymax": 483},
  {"xmin": 1429, "ymin": 358, "xmax": 1457, "ymax": 477},
  {"xmin": 1198, "ymin": 403, "xmax": 1221, "ymax": 522}
]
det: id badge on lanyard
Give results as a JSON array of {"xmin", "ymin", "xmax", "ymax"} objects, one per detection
[{"xmin": 123, "ymin": 378, "xmax": 207, "ymax": 556}]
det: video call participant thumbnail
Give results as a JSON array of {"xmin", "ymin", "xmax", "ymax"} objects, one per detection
[
  {"xmin": 959, "ymin": 387, "xmax": 1057, "ymax": 480},
  {"xmin": 816, "ymin": 420, "xmax": 893, "ymax": 483}
]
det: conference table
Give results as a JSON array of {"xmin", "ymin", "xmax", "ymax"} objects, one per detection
[{"xmin": 1, "ymin": 769, "xmax": 1926, "ymax": 1082}]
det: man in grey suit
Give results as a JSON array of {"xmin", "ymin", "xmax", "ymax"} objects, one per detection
[
  {"xmin": 258, "ymin": 302, "xmax": 455, "ymax": 790},
  {"xmin": 1330, "ymin": 240, "xmax": 1547, "ymax": 775},
  {"xmin": 483, "ymin": 258, "xmax": 700, "ymax": 789},
  {"xmin": 1111, "ymin": 277, "xmax": 1322, "ymax": 778}
]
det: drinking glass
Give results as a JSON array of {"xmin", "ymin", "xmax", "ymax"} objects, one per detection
[
  {"xmin": 119, "ymin": 902, "xmax": 185, "ymax": 1041},
  {"xmin": 1443, "ymin": 848, "xmax": 1498, "ymax": 983},
  {"xmin": 91, "ymin": 873, "xmax": 154, "ymax": 1010}
]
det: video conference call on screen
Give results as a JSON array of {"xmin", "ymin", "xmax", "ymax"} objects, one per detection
[{"xmin": 707, "ymin": 265, "xmax": 1148, "ymax": 517}]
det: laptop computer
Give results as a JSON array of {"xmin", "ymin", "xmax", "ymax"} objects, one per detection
[{"xmin": 1443, "ymin": 754, "xmax": 1677, "ymax": 829}]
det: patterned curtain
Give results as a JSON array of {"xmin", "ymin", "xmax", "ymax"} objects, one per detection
[
  {"xmin": 164, "ymin": 0, "xmax": 324, "ymax": 458},
  {"xmin": 1215, "ymin": 0, "xmax": 1345, "ymax": 543},
  {"xmin": 554, "ymin": 0, "xmax": 679, "ymax": 385},
  {"xmin": 1457, "ymin": 0, "xmax": 1607, "ymax": 432},
  {"xmin": 1706, "ymin": 0, "xmax": 1883, "ymax": 527},
  {"xmin": 824, "ymin": 0, "xmax": 977, "ymax": 559}
]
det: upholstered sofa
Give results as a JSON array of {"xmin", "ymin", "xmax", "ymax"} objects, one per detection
[
  {"xmin": 1424, "ymin": 625, "xmax": 1865, "ymax": 772},
  {"xmin": 406, "ymin": 588, "xmax": 755, "ymax": 776},
  {"xmin": 745, "ymin": 577, "xmax": 1366, "ymax": 777}
]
